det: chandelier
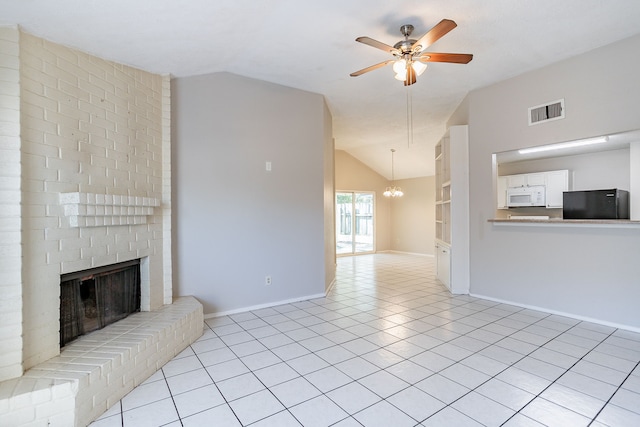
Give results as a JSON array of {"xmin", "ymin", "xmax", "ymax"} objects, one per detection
[{"xmin": 383, "ymin": 149, "xmax": 403, "ymax": 197}]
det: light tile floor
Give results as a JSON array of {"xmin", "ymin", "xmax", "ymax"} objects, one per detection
[{"xmin": 90, "ymin": 254, "xmax": 640, "ymax": 427}]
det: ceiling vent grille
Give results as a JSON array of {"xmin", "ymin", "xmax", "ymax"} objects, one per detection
[{"xmin": 528, "ymin": 99, "xmax": 565, "ymax": 126}]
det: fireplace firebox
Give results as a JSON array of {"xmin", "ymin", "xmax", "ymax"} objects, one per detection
[{"xmin": 60, "ymin": 260, "xmax": 141, "ymax": 347}]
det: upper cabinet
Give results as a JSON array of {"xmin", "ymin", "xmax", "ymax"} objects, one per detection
[
  {"xmin": 497, "ymin": 169, "xmax": 568, "ymax": 210},
  {"xmin": 507, "ymin": 172, "xmax": 545, "ymax": 188},
  {"xmin": 544, "ymin": 170, "xmax": 569, "ymax": 208}
]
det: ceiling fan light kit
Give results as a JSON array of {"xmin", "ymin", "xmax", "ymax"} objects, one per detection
[
  {"xmin": 351, "ymin": 19, "xmax": 473, "ymax": 86},
  {"xmin": 393, "ymin": 59, "xmax": 427, "ymax": 83}
]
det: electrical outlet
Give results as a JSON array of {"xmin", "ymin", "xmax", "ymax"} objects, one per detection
[{"xmin": 265, "ymin": 275, "xmax": 272, "ymax": 286}]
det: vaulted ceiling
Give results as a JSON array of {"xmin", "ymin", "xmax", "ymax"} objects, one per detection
[{"xmin": 2, "ymin": 0, "xmax": 640, "ymax": 179}]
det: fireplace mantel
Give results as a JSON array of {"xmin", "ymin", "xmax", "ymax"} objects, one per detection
[{"xmin": 59, "ymin": 192, "xmax": 161, "ymax": 227}]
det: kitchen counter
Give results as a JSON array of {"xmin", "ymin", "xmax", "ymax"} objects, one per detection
[{"xmin": 489, "ymin": 218, "xmax": 640, "ymax": 228}]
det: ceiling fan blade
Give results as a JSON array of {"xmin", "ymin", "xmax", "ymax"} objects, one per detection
[
  {"xmin": 350, "ymin": 60, "xmax": 395, "ymax": 77},
  {"xmin": 416, "ymin": 52, "xmax": 473, "ymax": 64},
  {"xmin": 411, "ymin": 19, "xmax": 457, "ymax": 53},
  {"xmin": 355, "ymin": 36, "xmax": 400, "ymax": 55}
]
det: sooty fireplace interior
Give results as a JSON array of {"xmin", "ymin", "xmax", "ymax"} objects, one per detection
[{"xmin": 60, "ymin": 259, "xmax": 141, "ymax": 347}]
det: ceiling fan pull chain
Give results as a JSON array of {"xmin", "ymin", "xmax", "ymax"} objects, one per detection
[{"xmin": 406, "ymin": 86, "xmax": 414, "ymax": 147}]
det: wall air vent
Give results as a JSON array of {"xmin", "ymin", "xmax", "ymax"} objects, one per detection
[{"xmin": 528, "ymin": 99, "xmax": 565, "ymax": 126}]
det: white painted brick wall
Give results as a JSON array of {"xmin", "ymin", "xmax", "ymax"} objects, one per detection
[
  {"xmin": 0, "ymin": 27, "xmax": 176, "ymax": 426},
  {"xmin": 0, "ymin": 26, "xmax": 23, "ymax": 383},
  {"xmin": 15, "ymin": 29, "xmax": 171, "ymax": 372}
]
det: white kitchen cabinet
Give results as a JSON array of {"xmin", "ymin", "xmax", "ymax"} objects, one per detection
[
  {"xmin": 507, "ymin": 174, "xmax": 526, "ymax": 188},
  {"xmin": 507, "ymin": 172, "xmax": 545, "ymax": 187},
  {"xmin": 434, "ymin": 125, "xmax": 469, "ymax": 294},
  {"xmin": 526, "ymin": 173, "xmax": 546, "ymax": 186},
  {"xmin": 544, "ymin": 169, "xmax": 569, "ymax": 208},
  {"xmin": 497, "ymin": 170, "xmax": 569, "ymax": 209},
  {"xmin": 497, "ymin": 176, "xmax": 508, "ymax": 209}
]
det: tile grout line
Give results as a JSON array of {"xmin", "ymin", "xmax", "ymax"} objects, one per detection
[
  {"xmin": 286, "ymin": 270, "xmax": 541, "ymax": 424},
  {"xmin": 401, "ymin": 305, "xmax": 560, "ymax": 423},
  {"xmin": 322, "ymin": 267, "xmax": 540, "ymax": 424},
  {"xmin": 501, "ymin": 324, "xmax": 621, "ymax": 426},
  {"xmin": 183, "ymin": 321, "xmax": 245, "ymax": 426},
  {"xmin": 161, "ymin": 368, "xmax": 184, "ymax": 427},
  {"xmin": 327, "ymin": 263, "xmax": 638, "ymax": 425},
  {"xmin": 213, "ymin": 277, "xmax": 437, "ymax": 425},
  {"xmin": 354, "ymin": 291, "xmax": 615, "ymax": 423},
  {"xmin": 208, "ymin": 312, "xmax": 330, "ymax": 426},
  {"xmin": 338, "ymin": 257, "xmax": 640, "ymax": 425},
  {"xmin": 586, "ymin": 359, "xmax": 640, "ymax": 427}
]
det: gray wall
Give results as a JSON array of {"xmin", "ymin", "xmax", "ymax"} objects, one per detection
[
  {"xmin": 172, "ymin": 72, "xmax": 334, "ymax": 314},
  {"xmin": 450, "ymin": 34, "xmax": 640, "ymax": 329}
]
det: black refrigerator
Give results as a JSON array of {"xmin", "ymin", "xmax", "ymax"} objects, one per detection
[{"xmin": 563, "ymin": 189, "xmax": 630, "ymax": 219}]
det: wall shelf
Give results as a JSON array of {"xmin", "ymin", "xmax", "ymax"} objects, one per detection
[
  {"xmin": 59, "ymin": 192, "xmax": 161, "ymax": 227},
  {"xmin": 434, "ymin": 125, "xmax": 470, "ymax": 294}
]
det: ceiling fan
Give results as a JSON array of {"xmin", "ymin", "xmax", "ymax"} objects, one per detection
[{"xmin": 350, "ymin": 19, "xmax": 473, "ymax": 86}]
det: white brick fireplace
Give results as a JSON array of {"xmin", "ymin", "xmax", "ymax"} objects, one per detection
[{"xmin": 0, "ymin": 27, "xmax": 203, "ymax": 426}]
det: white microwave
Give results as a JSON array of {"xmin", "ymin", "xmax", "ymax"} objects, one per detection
[{"xmin": 506, "ymin": 186, "xmax": 546, "ymax": 207}]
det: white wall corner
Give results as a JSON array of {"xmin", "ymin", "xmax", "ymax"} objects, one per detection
[{"xmin": 161, "ymin": 74, "xmax": 173, "ymax": 304}]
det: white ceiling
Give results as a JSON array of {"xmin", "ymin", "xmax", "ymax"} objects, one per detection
[{"xmin": 2, "ymin": 0, "xmax": 640, "ymax": 179}]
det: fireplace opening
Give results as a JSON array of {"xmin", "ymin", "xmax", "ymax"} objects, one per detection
[{"xmin": 60, "ymin": 259, "xmax": 141, "ymax": 347}]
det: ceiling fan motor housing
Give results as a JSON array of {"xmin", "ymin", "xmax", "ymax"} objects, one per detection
[
  {"xmin": 394, "ymin": 39, "xmax": 418, "ymax": 53},
  {"xmin": 395, "ymin": 24, "xmax": 418, "ymax": 54}
]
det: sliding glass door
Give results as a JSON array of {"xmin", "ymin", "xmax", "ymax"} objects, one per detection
[{"xmin": 336, "ymin": 192, "xmax": 374, "ymax": 255}]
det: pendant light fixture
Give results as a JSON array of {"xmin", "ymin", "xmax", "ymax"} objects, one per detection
[{"xmin": 383, "ymin": 149, "xmax": 404, "ymax": 198}]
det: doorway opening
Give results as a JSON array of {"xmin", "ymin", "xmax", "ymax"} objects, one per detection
[{"xmin": 336, "ymin": 191, "xmax": 375, "ymax": 255}]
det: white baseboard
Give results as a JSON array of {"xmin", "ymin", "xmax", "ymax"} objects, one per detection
[
  {"xmin": 386, "ymin": 250, "xmax": 434, "ymax": 258},
  {"xmin": 204, "ymin": 292, "xmax": 327, "ymax": 319},
  {"xmin": 470, "ymin": 292, "xmax": 640, "ymax": 334}
]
